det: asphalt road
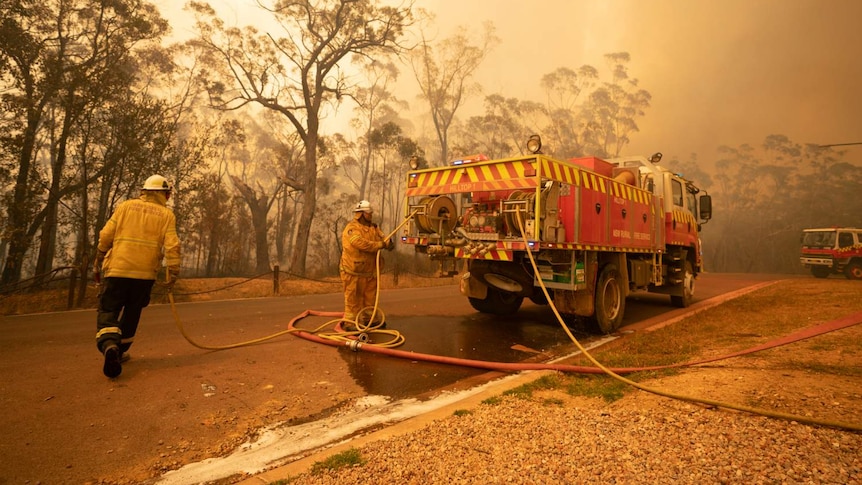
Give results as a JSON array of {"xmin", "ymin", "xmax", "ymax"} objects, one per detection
[{"xmin": 0, "ymin": 272, "xmax": 787, "ymax": 484}]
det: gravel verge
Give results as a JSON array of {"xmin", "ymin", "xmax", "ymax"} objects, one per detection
[{"xmin": 287, "ymin": 395, "xmax": 861, "ymax": 484}]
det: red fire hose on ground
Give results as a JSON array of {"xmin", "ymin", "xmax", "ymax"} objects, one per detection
[
  {"xmin": 278, "ymin": 306, "xmax": 862, "ymax": 433},
  {"xmin": 284, "ymin": 308, "xmax": 862, "ymax": 376},
  {"xmin": 167, "ymin": 210, "xmax": 862, "ymax": 432}
]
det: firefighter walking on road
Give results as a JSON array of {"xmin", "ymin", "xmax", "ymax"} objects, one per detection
[
  {"xmin": 94, "ymin": 174, "xmax": 181, "ymax": 378},
  {"xmin": 340, "ymin": 200, "xmax": 394, "ymax": 325}
]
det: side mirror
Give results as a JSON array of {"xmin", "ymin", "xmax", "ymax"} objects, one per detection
[{"xmin": 699, "ymin": 194, "xmax": 712, "ymax": 221}]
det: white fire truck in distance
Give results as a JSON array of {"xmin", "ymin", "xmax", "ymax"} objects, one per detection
[
  {"xmin": 800, "ymin": 227, "xmax": 862, "ymax": 279},
  {"xmin": 401, "ymin": 136, "xmax": 713, "ymax": 333}
]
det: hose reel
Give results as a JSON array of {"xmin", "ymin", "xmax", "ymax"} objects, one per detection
[
  {"xmin": 413, "ymin": 196, "xmax": 457, "ymax": 235},
  {"xmin": 503, "ymin": 190, "xmax": 536, "ymax": 237}
]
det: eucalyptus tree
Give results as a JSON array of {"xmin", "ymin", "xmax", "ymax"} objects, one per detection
[
  {"xmin": 0, "ymin": 0, "xmax": 168, "ymax": 284},
  {"xmin": 455, "ymin": 95, "xmax": 544, "ymax": 159},
  {"xmin": 706, "ymin": 135, "xmax": 862, "ymax": 273},
  {"xmin": 269, "ymin": 128, "xmax": 304, "ymax": 267},
  {"xmin": 227, "ymin": 122, "xmax": 290, "ymax": 275},
  {"xmin": 580, "ymin": 52, "xmax": 651, "ymax": 158},
  {"xmin": 538, "ymin": 66, "xmax": 597, "ymax": 158},
  {"xmin": 409, "ymin": 22, "xmax": 497, "ymax": 166},
  {"xmin": 367, "ymin": 121, "xmax": 422, "ymax": 227},
  {"xmin": 346, "ymin": 59, "xmax": 405, "ymax": 202},
  {"xmin": 188, "ymin": 0, "xmax": 414, "ymax": 276}
]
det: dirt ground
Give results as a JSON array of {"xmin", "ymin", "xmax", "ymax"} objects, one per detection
[
  {"xmin": 1, "ymin": 276, "xmax": 860, "ymax": 484},
  {"xmin": 0, "ymin": 274, "xmax": 452, "ymax": 485}
]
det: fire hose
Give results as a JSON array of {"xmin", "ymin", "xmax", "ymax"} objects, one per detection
[{"xmin": 167, "ymin": 209, "xmax": 862, "ymax": 432}]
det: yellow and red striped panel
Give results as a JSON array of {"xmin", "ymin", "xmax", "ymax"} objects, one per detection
[
  {"xmin": 454, "ymin": 248, "xmax": 513, "ymax": 260},
  {"xmin": 406, "ymin": 160, "xmax": 539, "ymax": 196},
  {"xmin": 669, "ymin": 209, "xmax": 697, "ymax": 226},
  {"xmin": 541, "ymin": 159, "xmax": 652, "ymax": 204}
]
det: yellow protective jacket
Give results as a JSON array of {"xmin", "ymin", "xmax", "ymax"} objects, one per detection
[
  {"xmin": 98, "ymin": 191, "xmax": 181, "ymax": 280},
  {"xmin": 339, "ymin": 215, "xmax": 385, "ymax": 277}
]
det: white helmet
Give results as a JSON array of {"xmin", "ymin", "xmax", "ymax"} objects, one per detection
[
  {"xmin": 142, "ymin": 174, "xmax": 172, "ymax": 191},
  {"xmin": 353, "ymin": 200, "xmax": 373, "ymax": 213}
]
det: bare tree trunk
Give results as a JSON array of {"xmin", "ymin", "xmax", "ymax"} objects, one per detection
[
  {"xmin": 288, "ymin": 134, "xmax": 319, "ymax": 276},
  {"xmin": 1, "ymin": 113, "xmax": 41, "ymax": 285},
  {"xmin": 205, "ymin": 229, "xmax": 219, "ymax": 276},
  {"xmin": 230, "ymin": 175, "xmax": 277, "ymax": 274}
]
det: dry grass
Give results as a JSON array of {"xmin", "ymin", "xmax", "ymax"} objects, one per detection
[
  {"xmin": 553, "ymin": 278, "xmax": 862, "ymax": 403},
  {"xmin": 0, "ymin": 272, "xmax": 458, "ymax": 316}
]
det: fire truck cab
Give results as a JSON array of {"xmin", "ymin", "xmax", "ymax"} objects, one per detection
[{"xmin": 800, "ymin": 227, "xmax": 862, "ymax": 279}]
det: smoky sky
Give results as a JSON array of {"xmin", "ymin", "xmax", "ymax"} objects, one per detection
[
  {"xmin": 421, "ymin": 0, "xmax": 862, "ymax": 161},
  {"xmin": 159, "ymin": 0, "xmax": 862, "ymax": 161}
]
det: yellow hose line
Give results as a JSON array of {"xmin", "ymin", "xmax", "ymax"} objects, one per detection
[
  {"xmin": 167, "ymin": 212, "xmax": 419, "ymax": 351},
  {"xmin": 166, "ymin": 206, "xmax": 861, "ymax": 431},
  {"xmin": 168, "ymin": 291, "xmax": 300, "ymax": 350},
  {"xmin": 514, "ymin": 209, "xmax": 862, "ymax": 432}
]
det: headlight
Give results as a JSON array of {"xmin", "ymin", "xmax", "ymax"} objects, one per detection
[{"xmin": 527, "ymin": 135, "xmax": 542, "ymax": 154}]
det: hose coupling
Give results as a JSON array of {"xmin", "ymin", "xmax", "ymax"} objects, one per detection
[
  {"xmin": 349, "ymin": 340, "xmax": 363, "ymax": 352},
  {"xmin": 357, "ymin": 332, "xmax": 370, "ymax": 343}
]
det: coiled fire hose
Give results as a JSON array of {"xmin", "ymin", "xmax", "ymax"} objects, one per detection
[
  {"xmin": 167, "ymin": 211, "xmax": 420, "ymax": 350},
  {"xmin": 167, "ymin": 209, "xmax": 862, "ymax": 432}
]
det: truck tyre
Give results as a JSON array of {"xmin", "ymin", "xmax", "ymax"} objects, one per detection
[
  {"xmin": 468, "ymin": 260, "xmax": 534, "ymax": 297},
  {"xmin": 670, "ymin": 260, "xmax": 695, "ymax": 308},
  {"xmin": 811, "ymin": 266, "xmax": 831, "ymax": 279},
  {"xmin": 593, "ymin": 264, "xmax": 625, "ymax": 334},
  {"xmin": 529, "ymin": 290, "xmax": 550, "ymax": 306},
  {"xmin": 468, "ymin": 287, "xmax": 524, "ymax": 315},
  {"xmin": 844, "ymin": 262, "xmax": 862, "ymax": 280}
]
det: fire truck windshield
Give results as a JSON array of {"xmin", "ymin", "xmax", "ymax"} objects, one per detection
[{"xmin": 802, "ymin": 231, "xmax": 837, "ymax": 248}]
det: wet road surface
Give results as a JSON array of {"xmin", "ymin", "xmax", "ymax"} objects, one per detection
[{"xmin": 331, "ymin": 272, "xmax": 792, "ymax": 399}]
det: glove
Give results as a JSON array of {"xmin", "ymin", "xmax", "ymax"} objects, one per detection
[
  {"xmin": 93, "ymin": 250, "xmax": 106, "ymax": 283},
  {"xmin": 385, "ymin": 238, "xmax": 395, "ymax": 251},
  {"xmin": 165, "ymin": 267, "xmax": 180, "ymax": 289}
]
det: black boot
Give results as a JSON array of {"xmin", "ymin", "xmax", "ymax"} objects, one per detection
[{"xmin": 103, "ymin": 344, "xmax": 122, "ymax": 378}]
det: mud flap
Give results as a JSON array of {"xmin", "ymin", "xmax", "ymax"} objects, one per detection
[
  {"xmin": 552, "ymin": 288, "xmax": 594, "ymax": 317},
  {"xmin": 459, "ymin": 272, "xmax": 488, "ymax": 299}
]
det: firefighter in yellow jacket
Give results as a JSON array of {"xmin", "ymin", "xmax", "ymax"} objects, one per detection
[
  {"xmin": 94, "ymin": 175, "xmax": 181, "ymax": 378},
  {"xmin": 340, "ymin": 200, "xmax": 394, "ymax": 324}
]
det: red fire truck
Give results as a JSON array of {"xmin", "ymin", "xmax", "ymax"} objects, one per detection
[
  {"xmin": 799, "ymin": 227, "xmax": 862, "ymax": 279},
  {"xmin": 401, "ymin": 136, "xmax": 712, "ymax": 333}
]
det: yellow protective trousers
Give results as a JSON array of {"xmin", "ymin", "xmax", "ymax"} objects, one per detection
[{"xmin": 339, "ymin": 271, "xmax": 378, "ymax": 322}]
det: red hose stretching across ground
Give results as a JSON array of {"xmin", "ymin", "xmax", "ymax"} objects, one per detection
[{"xmin": 288, "ymin": 309, "xmax": 862, "ymax": 375}]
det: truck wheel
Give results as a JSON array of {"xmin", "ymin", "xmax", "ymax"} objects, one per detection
[
  {"xmin": 468, "ymin": 287, "xmax": 524, "ymax": 315},
  {"xmin": 593, "ymin": 264, "xmax": 625, "ymax": 334},
  {"xmin": 811, "ymin": 266, "xmax": 831, "ymax": 279},
  {"xmin": 844, "ymin": 262, "xmax": 862, "ymax": 280},
  {"xmin": 529, "ymin": 290, "xmax": 550, "ymax": 306},
  {"xmin": 670, "ymin": 260, "xmax": 695, "ymax": 308},
  {"xmin": 469, "ymin": 260, "xmax": 534, "ymax": 297}
]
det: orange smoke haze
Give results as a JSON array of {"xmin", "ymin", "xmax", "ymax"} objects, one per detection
[{"xmin": 157, "ymin": 0, "xmax": 862, "ymax": 160}]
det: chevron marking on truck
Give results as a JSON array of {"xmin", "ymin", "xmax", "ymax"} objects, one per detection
[
  {"xmin": 574, "ymin": 244, "xmax": 654, "ymax": 253},
  {"xmin": 541, "ymin": 159, "xmax": 654, "ymax": 205},
  {"xmin": 541, "ymin": 159, "xmax": 580, "ymax": 186},
  {"xmin": 672, "ymin": 209, "xmax": 696, "ymax": 226},
  {"xmin": 614, "ymin": 182, "xmax": 652, "ymax": 204},
  {"xmin": 534, "ymin": 241, "xmax": 655, "ymax": 253},
  {"xmin": 406, "ymin": 160, "xmax": 540, "ymax": 196},
  {"xmin": 454, "ymin": 248, "xmax": 513, "ymax": 260}
]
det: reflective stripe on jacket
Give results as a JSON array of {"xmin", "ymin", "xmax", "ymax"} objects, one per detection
[{"xmin": 98, "ymin": 192, "xmax": 181, "ymax": 280}]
